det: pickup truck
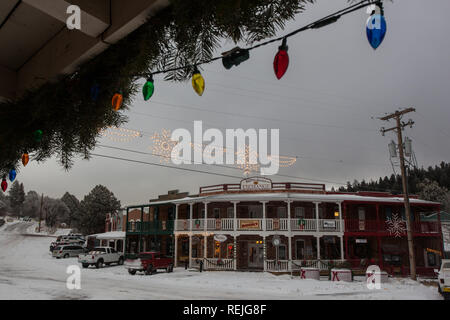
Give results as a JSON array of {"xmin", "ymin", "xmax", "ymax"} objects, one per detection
[
  {"xmin": 125, "ymin": 251, "xmax": 174, "ymax": 275},
  {"xmin": 78, "ymin": 246, "xmax": 124, "ymax": 269},
  {"xmin": 437, "ymin": 259, "xmax": 450, "ymax": 300}
]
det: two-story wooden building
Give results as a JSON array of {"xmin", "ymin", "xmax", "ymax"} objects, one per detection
[{"xmin": 125, "ymin": 177, "xmax": 443, "ymax": 276}]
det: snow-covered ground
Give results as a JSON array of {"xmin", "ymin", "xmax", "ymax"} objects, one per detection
[{"xmin": 0, "ymin": 222, "xmax": 443, "ymax": 300}]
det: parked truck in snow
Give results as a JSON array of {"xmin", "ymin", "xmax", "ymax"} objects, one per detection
[
  {"xmin": 125, "ymin": 251, "xmax": 174, "ymax": 275},
  {"xmin": 78, "ymin": 246, "xmax": 124, "ymax": 269},
  {"xmin": 438, "ymin": 259, "xmax": 450, "ymax": 300}
]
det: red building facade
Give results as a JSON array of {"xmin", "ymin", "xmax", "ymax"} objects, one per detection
[{"xmin": 170, "ymin": 177, "xmax": 442, "ymax": 276}]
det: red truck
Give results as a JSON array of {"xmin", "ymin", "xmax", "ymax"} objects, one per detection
[{"xmin": 125, "ymin": 251, "xmax": 174, "ymax": 275}]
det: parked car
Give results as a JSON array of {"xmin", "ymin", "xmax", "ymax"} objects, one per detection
[
  {"xmin": 125, "ymin": 251, "xmax": 174, "ymax": 275},
  {"xmin": 52, "ymin": 245, "xmax": 87, "ymax": 259},
  {"xmin": 78, "ymin": 246, "xmax": 124, "ymax": 269},
  {"xmin": 438, "ymin": 259, "xmax": 450, "ymax": 300}
]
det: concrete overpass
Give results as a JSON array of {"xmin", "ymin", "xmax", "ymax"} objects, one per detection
[{"xmin": 0, "ymin": 0, "xmax": 169, "ymax": 102}]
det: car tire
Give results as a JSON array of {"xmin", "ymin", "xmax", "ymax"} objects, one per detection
[
  {"xmin": 167, "ymin": 264, "xmax": 174, "ymax": 273},
  {"xmin": 145, "ymin": 265, "xmax": 154, "ymax": 275},
  {"xmin": 63, "ymin": 254, "xmax": 69, "ymax": 259},
  {"xmin": 438, "ymin": 286, "xmax": 442, "ymax": 294},
  {"xmin": 82, "ymin": 263, "xmax": 89, "ymax": 268},
  {"xmin": 96, "ymin": 259, "xmax": 104, "ymax": 269},
  {"xmin": 118, "ymin": 257, "xmax": 124, "ymax": 265},
  {"xmin": 128, "ymin": 269, "xmax": 136, "ymax": 275}
]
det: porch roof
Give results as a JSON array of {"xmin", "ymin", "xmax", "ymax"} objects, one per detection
[{"xmin": 169, "ymin": 192, "xmax": 439, "ymax": 206}]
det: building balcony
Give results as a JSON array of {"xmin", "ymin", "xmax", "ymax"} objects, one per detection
[
  {"xmin": 344, "ymin": 219, "xmax": 440, "ymax": 234},
  {"xmin": 174, "ymin": 218, "xmax": 343, "ymax": 233},
  {"xmin": 126, "ymin": 220, "xmax": 174, "ymax": 234}
]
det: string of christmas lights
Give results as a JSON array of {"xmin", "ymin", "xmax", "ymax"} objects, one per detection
[
  {"xmin": 103, "ymin": 0, "xmax": 386, "ymax": 110},
  {"xmin": 3, "ymin": 0, "xmax": 387, "ymax": 192}
]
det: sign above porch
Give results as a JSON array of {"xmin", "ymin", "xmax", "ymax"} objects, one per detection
[{"xmin": 240, "ymin": 177, "xmax": 273, "ymax": 191}]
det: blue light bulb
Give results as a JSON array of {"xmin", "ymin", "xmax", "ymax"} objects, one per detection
[
  {"xmin": 366, "ymin": 14, "xmax": 387, "ymax": 50},
  {"xmin": 9, "ymin": 169, "xmax": 16, "ymax": 182}
]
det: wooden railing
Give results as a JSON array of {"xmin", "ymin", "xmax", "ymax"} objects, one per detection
[
  {"xmin": 204, "ymin": 258, "xmax": 235, "ymax": 271},
  {"xmin": 265, "ymin": 260, "xmax": 289, "ymax": 272},
  {"xmin": 345, "ymin": 219, "xmax": 440, "ymax": 234},
  {"xmin": 127, "ymin": 220, "xmax": 174, "ymax": 233}
]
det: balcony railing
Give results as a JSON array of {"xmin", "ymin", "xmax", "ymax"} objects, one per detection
[
  {"xmin": 174, "ymin": 218, "xmax": 342, "ymax": 232},
  {"xmin": 127, "ymin": 220, "xmax": 174, "ymax": 233},
  {"xmin": 345, "ymin": 219, "xmax": 440, "ymax": 234}
]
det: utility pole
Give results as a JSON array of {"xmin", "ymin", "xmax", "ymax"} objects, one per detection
[
  {"xmin": 380, "ymin": 107, "xmax": 416, "ymax": 280},
  {"xmin": 38, "ymin": 194, "xmax": 43, "ymax": 233}
]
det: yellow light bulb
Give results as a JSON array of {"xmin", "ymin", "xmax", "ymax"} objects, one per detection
[{"xmin": 192, "ymin": 71, "xmax": 205, "ymax": 96}]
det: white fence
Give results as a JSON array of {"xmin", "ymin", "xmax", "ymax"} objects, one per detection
[
  {"xmin": 265, "ymin": 260, "xmax": 290, "ymax": 272},
  {"xmin": 175, "ymin": 218, "xmax": 342, "ymax": 232},
  {"xmin": 204, "ymin": 258, "xmax": 235, "ymax": 270}
]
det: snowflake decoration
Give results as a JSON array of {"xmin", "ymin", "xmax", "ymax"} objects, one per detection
[
  {"xmin": 100, "ymin": 127, "xmax": 142, "ymax": 142},
  {"xmin": 235, "ymin": 145, "xmax": 260, "ymax": 176},
  {"xmin": 386, "ymin": 213, "xmax": 406, "ymax": 238},
  {"xmin": 150, "ymin": 129, "xmax": 177, "ymax": 163}
]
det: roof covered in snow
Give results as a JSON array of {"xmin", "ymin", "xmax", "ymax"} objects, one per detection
[
  {"xmin": 88, "ymin": 231, "xmax": 125, "ymax": 240},
  {"xmin": 168, "ymin": 192, "xmax": 439, "ymax": 206}
]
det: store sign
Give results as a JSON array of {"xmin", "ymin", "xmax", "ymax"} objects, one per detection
[
  {"xmin": 240, "ymin": 177, "xmax": 272, "ymax": 191},
  {"xmin": 356, "ymin": 239, "xmax": 368, "ymax": 244},
  {"xmin": 426, "ymin": 248, "xmax": 442, "ymax": 256},
  {"xmin": 322, "ymin": 220, "xmax": 336, "ymax": 229},
  {"xmin": 214, "ymin": 234, "xmax": 227, "ymax": 242},
  {"xmin": 239, "ymin": 219, "xmax": 261, "ymax": 230},
  {"xmin": 273, "ymin": 218, "xmax": 280, "ymax": 230}
]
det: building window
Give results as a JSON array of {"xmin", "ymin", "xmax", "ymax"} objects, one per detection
[
  {"xmin": 278, "ymin": 244, "xmax": 287, "ymax": 260},
  {"xmin": 295, "ymin": 239, "xmax": 305, "ymax": 259},
  {"xmin": 294, "ymin": 207, "xmax": 305, "ymax": 218},
  {"xmin": 213, "ymin": 208, "xmax": 220, "ymax": 219},
  {"xmin": 277, "ymin": 207, "xmax": 287, "ymax": 218},
  {"xmin": 227, "ymin": 207, "xmax": 234, "ymax": 218},
  {"xmin": 358, "ymin": 207, "xmax": 366, "ymax": 220}
]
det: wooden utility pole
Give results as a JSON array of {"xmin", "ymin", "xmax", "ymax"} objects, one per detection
[
  {"xmin": 380, "ymin": 107, "xmax": 416, "ymax": 280},
  {"xmin": 38, "ymin": 193, "xmax": 43, "ymax": 233}
]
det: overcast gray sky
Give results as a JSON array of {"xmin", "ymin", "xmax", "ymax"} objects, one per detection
[{"xmin": 16, "ymin": 0, "xmax": 450, "ymax": 206}]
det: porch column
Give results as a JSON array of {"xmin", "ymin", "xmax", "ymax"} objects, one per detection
[
  {"xmin": 315, "ymin": 202, "xmax": 320, "ymax": 233},
  {"xmin": 233, "ymin": 236, "xmax": 237, "ymax": 270},
  {"xmin": 189, "ymin": 235, "xmax": 192, "ymax": 268},
  {"xmin": 286, "ymin": 200, "xmax": 292, "ymax": 271},
  {"xmin": 175, "ymin": 203, "xmax": 179, "ymax": 221},
  {"xmin": 263, "ymin": 236, "xmax": 267, "ymax": 271},
  {"xmin": 174, "ymin": 234, "xmax": 178, "ymax": 267},
  {"xmin": 345, "ymin": 235, "xmax": 349, "ymax": 259},
  {"xmin": 233, "ymin": 202, "xmax": 238, "ymax": 232},
  {"xmin": 316, "ymin": 236, "xmax": 321, "ymax": 260},
  {"xmin": 189, "ymin": 203, "xmax": 194, "ymax": 231},
  {"xmin": 203, "ymin": 202, "xmax": 208, "ymax": 232},
  {"xmin": 261, "ymin": 201, "xmax": 267, "ymax": 231},
  {"xmin": 340, "ymin": 236, "xmax": 344, "ymax": 261},
  {"xmin": 204, "ymin": 235, "xmax": 207, "ymax": 259},
  {"xmin": 338, "ymin": 202, "xmax": 343, "ymax": 232}
]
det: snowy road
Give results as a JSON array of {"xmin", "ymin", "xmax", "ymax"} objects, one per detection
[{"xmin": 0, "ymin": 222, "xmax": 443, "ymax": 300}]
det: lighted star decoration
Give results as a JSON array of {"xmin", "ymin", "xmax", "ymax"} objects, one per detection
[
  {"xmin": 100, "ymin": 127, "xmax": 142, "ymax": 142},
  {"xmin": 386, "ymin": 213, "xmax": 406, "ymax": 238},
  {"xmin": 150, "ymin": 129, "xmax": 178, "ymax": 162},
  {"xmin": 235, "ymin": 145, "xmax": 260, "ymax": 176}
]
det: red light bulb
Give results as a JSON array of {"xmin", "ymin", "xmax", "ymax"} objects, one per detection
[
  {"xmin": 273, "ymin": 38, "xmax": 289, "ymax": 80},
  {"xmin": 1, "ymin": 178, "xmax": 7, "ymax": 192}
]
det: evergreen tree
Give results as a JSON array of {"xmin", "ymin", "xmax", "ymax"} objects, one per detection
[
  {"xmin": 9, "ymin": 181, "xmax": 25, "ymax": 219},
  {"xmin": 61, "ymin": 192, "xmax": 81, "ymax": 228},
  {"xmin": 23, "ymin": 191, "xmax": 40, "ymax": 218},
  {"xmin": 43, "ymin": 197, "xmax": 70, "ymax": 229},
  {"xmin": 78, "ymin": 185, "xmax": 121, "ymax": 235}
]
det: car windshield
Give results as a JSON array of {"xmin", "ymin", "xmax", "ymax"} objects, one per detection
[
  {"xmin": 443, "ymin": 262, "xmax": 450, "ymax": 269},
  {"xmin": 55, "ymin": 246, "xmax": 62, "ymax": 250},
  {"xmin": 92, "ymin": 247, "xmax": 106, "ymax": 253}
]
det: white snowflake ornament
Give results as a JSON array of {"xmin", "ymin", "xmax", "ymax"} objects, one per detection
[{"xmin": 386, "ymin": 213, "xmax": 406, "ymax": 238}]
